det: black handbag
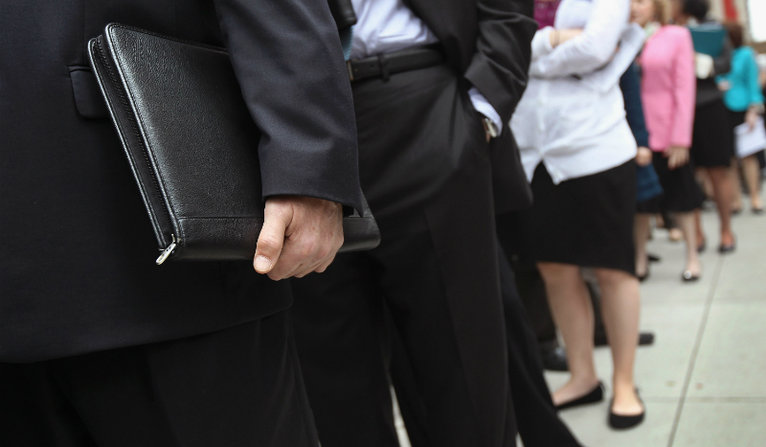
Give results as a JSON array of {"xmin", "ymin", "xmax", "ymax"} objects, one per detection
[{"xmin": 88, "ymin": 23, "xmax": 380, "ymax": 265}]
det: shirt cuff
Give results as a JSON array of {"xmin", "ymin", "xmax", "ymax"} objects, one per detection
[
  {"xmin": 468, "ymin": 87, "xmax": 503, "ymax": 134},
  {"xmin": 531, "ymin": 27, "xmax": 555, "ymax": 59}
]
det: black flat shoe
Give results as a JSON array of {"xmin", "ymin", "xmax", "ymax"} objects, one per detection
[
  {"xmin": 648, "ymin": 253, "xmax": 661, "ymax": 263},
  {"xmin": 718, "ymin": 240, "xmax": 736, "ymax": 254},
  {"xmin": 608, "ymin": 393, "xmax": 645, "ymax": 430},
  {"xmin": 696, "ymin": 240, "xmax": 706, "ymax": 253},
  {"xmin": 753, "ymin": 207, "xmax": 764, "ymax": 215},
  {"xmin": 637, "ymin": 271, "xmax": 649, "ymax": 282},
  {"xmin": 555, "ymin": 382, "xmax": 604, "ymax": 411},
  {"xmin": 594, "ymin": 331, "xmax": 654, "ymax": 347},
  {"xmin": 638, "ymin": 331, "xmax": 655, "ymax": 346},
  {"xmin": 541, "ymin": 345, "xmax": 569, "ymax": 372},
  {"xmin": 682, "ymin": 270, "xmax": 700, "ymax": 282}
]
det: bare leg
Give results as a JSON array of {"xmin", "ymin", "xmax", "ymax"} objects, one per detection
[
  {"xmin": 593, "ymin": 268, "xmax": 643, "ymax": 415},
  {"xmin": 675, "ymin": 212, "xmax": 701, "ymax": 275},
  {"xmin": 743, "ymin": 155, "xmax": 763, "ymax": 210},
  {"xmin": 633, "ymin": 215, "xmax": 651, "ymax": 277},
  {"xmin": 693, "ymin": 210, "xmax": 705, "ymax": 249},
  {"xmin": 537, "ymin": 262, "xmax": 599, "ymax": 405},
  {"xmin": 697, "ymin": 168, "xmax": 714, "ymax": 199},
  {"xmin": 731, "ymin": 161, "xmax": 744, "ymax": 211},
  {"xmin": 707, "ymin": 166, "xmax": 735, "ymax": 246}
]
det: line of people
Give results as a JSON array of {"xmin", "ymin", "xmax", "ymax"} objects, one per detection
[
  {"xmin": 2, "ymin": 0, "xmax": 585, "ymax": 446},
  {"xmin": 4, "ymin": 0, "xmax": 764, "ymax": 446},
  {"xmin": 499, "ymin": 0, "xmax": 765, "ymax": 440}
]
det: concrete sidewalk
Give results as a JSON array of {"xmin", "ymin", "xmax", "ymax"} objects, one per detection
[{"xmin": 547, "ymin": 206, "xmax": 766, "ymax": 446}]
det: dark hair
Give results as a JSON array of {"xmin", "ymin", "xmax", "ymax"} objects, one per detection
[
  {"xmin": 724, "ymin": 21, "xmax": 744, "ymax": 48},
  {"xmin": 682, "ymin": 0, "xmax": 710, "ymax": 21}
]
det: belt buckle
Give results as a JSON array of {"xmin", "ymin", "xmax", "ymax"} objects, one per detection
[{"xmin": 346, "ymin": 60, "xmax": 355, "ymax": 82}]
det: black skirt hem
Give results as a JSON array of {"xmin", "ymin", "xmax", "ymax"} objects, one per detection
[{"xmin": 528, "ymin": 161, "xmax": 637, "ymax": 275}]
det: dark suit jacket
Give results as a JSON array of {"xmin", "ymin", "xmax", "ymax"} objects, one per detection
[
  {"xmin": 405, "ymin": 0, "xmax": 537, "ymax": 210},
  {"xmin": 405, "ymin": 0, "xmax": 535, "ymax": 124},
  {"xmin": 0, "ymin": 0, "xmax": 361, "ymax": 362}
]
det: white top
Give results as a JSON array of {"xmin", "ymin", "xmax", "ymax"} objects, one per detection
[
  {"xmin": 350, "ymin": 0, "xmax": 502, "ymax": 131},
  {"xmin": 510, "ymin": 0, "xmax": 641, "ymax": 184}
]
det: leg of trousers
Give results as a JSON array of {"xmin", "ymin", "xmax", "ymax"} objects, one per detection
[
  {"xmin": 497, "ymin": 248, "xmax": 581, "ymax": 447},
  {"xmin": 291, "ymin": 157, "xmax": 515, "ymax": 446},
  {"xmin": 391, "ymin": 247, "xmax": 580, "ymax": 447},
  {"xmin": 496, "ymin": 211, "xmax": 558, "ymax": 346},
  {"xmin": 0, "ymin": 313, "xmax": 318, "ymax": 447},
  {"xmin": 291, "ymin": 65, "xmax": 514, "ymax": 447}
]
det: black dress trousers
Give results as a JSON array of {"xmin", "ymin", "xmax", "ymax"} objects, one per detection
[
  {"xmin": 495, "ymin": 249, "xmax": 581, "ymax": 447},
  {"xmin": 0, "ymin": 314, "xmax": 318, "ymax": 447},
  {"xmin": 495, "ymin": 211, "xmax": 558, "ymax": 346},
  {"xmin": 291, "ymin": 65, "xmax": 515, "ymax": 447},
  {"xmin": 391, "ymin": 246, "xmax": 581, "ymax": 447}
]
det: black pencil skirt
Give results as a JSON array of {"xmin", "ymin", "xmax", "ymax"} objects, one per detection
[
  {"xmin": 648, "ymin": 151, "xmax": 705, "ymax": 213},
  {"xmin": 691, "ymin": 98, "xmax": 735, "ymax": 167},
  {"xmin": 529, "ymin": 161, "xmax": 636, "ymax": 275}
]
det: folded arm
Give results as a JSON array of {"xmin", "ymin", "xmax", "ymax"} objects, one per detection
[{"xmin": 529, "ymin": 0, "xmax": 629, "ymax": 78}]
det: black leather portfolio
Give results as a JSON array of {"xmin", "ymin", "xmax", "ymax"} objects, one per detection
[{"xmin": 88, "ymin": 24, "xmax": 380, "ymax": 265}]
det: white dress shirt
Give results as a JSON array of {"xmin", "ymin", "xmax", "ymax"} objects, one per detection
[
  {"xmin": 350, "ymin": 0, "xmax": 502, "ymax": 131},
  {"xmin": 510, "ymin": 0, "xmax": 640, "ymax": 184}
]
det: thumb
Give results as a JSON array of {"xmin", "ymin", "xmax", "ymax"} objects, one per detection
[{"xmin": 253, "ymin": 203, "xmax": 292, "ymax": 274}]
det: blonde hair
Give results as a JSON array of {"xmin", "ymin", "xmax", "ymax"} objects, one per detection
[{"xmin": 653, "ymin": 0, "xmax": 669, "ymax": 25}]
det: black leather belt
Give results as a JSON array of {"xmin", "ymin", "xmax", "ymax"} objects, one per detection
[{"xmin": 346, "ymin": 45, "xmax": 444, "ymax": 83}]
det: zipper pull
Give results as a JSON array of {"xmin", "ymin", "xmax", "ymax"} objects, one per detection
[{"xmin": 155, "ymin": 235, "xmax": 178, "ymax": 265}]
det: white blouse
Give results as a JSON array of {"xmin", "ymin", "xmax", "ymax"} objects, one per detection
[{"xmin": 511, "ymin": 0, "xmax": 643, "ymax": 184}]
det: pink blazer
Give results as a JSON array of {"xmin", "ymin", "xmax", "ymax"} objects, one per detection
[{"xmin": 639, "ymin": 25, "xmax": 696, "ymax": 152}]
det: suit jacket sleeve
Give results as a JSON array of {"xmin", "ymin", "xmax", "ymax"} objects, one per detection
[
  {"xmin": 463, "ymin": 0, "xmax": 537, "ymax": 123},
  {"xmin": 212, "ymin": 0, "xmax": 363, "ymax": 212},
  {"xmin": 620, "ymin": 64, "xmax": 650, "ymax": 148}
]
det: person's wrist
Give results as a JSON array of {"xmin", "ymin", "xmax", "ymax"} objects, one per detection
[
  {"xmin": 550, "ymin": 29, "xmax": 559, "ymax": 48},
  {"xmin": 482, "ymin": 116, "xmax": 499, "ymax": 142}
]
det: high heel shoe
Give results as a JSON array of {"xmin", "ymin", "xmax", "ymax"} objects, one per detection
[
  {"xmin": 636, "ymin": 255, "xmax": 652, "ymax": 282},
  {"xmin": 608, "ymin": 391, "xmax": 645, "ymax": 430},
  {"xmin": 555, "ymin": 382, "xmax": 604, "ymax": 411}
]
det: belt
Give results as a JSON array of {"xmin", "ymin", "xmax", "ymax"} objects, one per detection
[{"xmin": 346, "ymin": 45, "xmax": 444, "ymax": 83}]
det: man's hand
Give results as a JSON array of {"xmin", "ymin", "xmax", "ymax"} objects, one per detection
[
  {"xmin": 636, "ymin": 147, "xmax": 653, "ymax": 167},
  {"xmin": 665, "ymin": 146, "xmax": 690, "ymax": 170},
  {"xmin": 253, "ymin": 196, "xmax": 344, "ymax": 281}
]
